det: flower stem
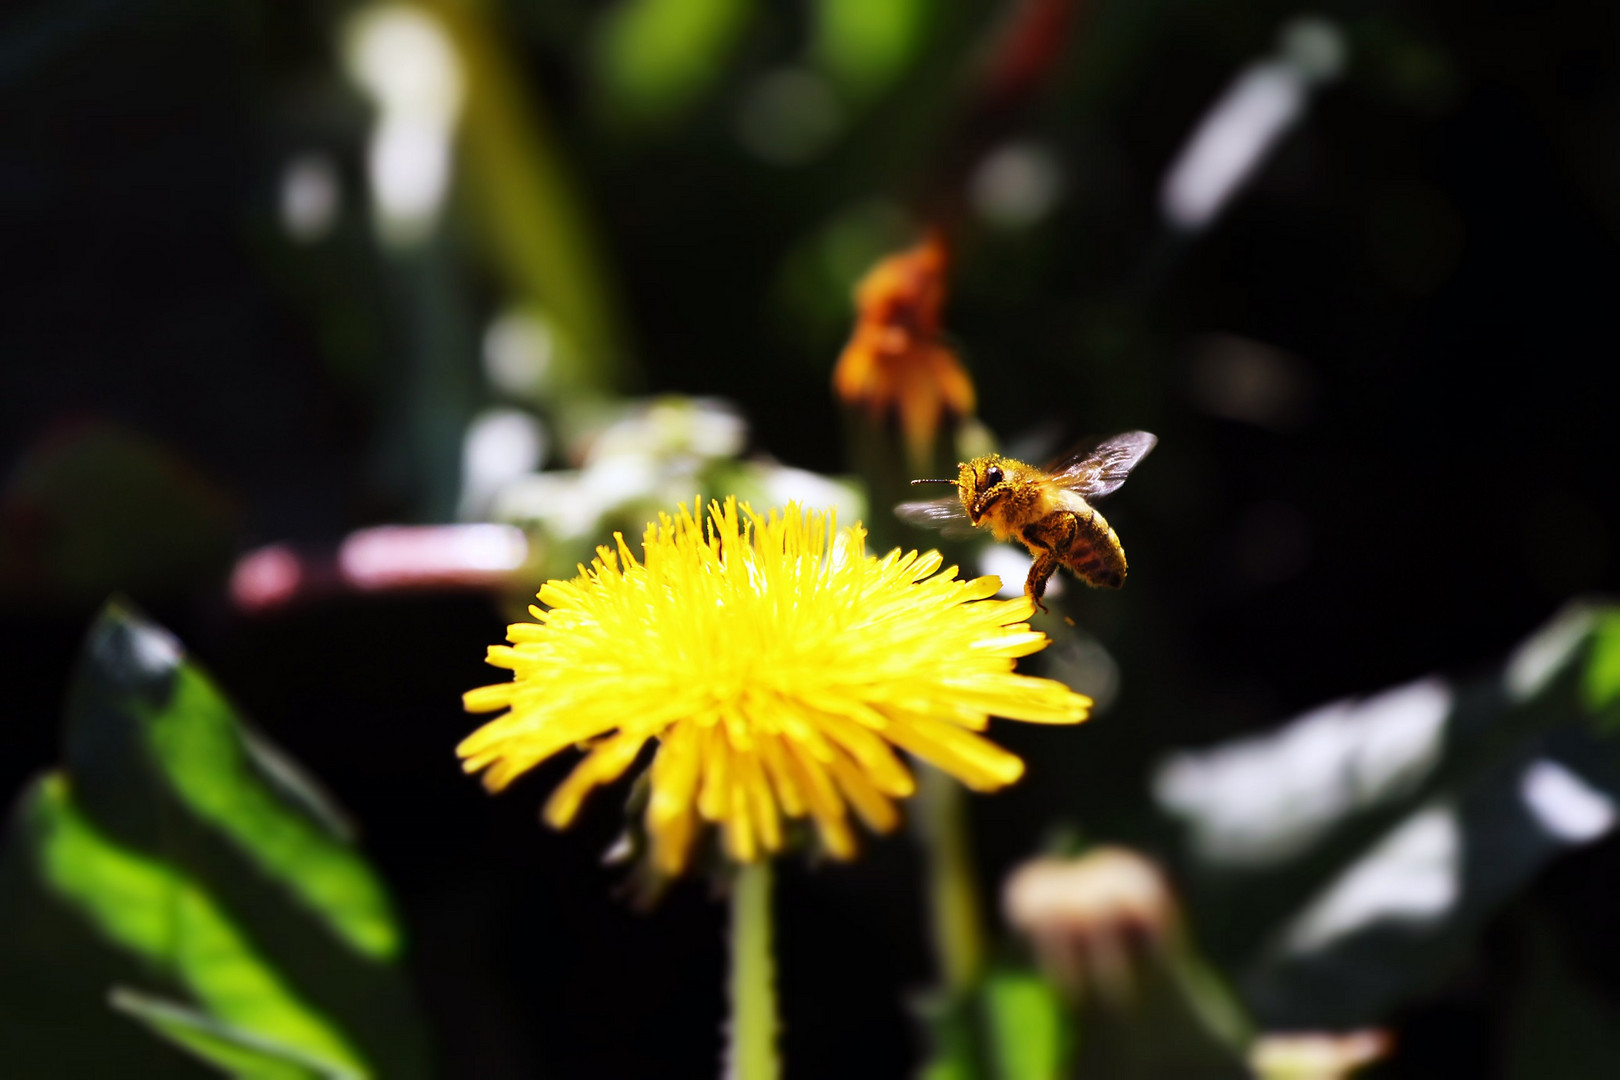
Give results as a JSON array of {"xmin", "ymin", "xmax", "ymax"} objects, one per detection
[
  {"xmin": 917, "ymin": 765, "xmax": 984, "ymax": 992},
  {"xmin": 728, "ymin": 860, "xmax": 780, "ymax": 1080}
]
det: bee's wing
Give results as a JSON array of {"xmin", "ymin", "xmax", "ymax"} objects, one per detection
[
  {"xmin": 895, "ymin": 497, "xmax": 980, "ymax": 540},
  {"xmin": 1048, "ymin": 430, "xmax": 1158, "ymax": 499}
]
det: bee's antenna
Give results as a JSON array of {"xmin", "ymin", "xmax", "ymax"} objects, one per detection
[{"xmin": 909, "ymin": 478, "xmax": 956, "ymax": 486}]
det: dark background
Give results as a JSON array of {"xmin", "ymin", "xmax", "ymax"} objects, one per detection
[{"xmin": 3, "ymin": 0, "xmax": 1618, "ymax": 1076}]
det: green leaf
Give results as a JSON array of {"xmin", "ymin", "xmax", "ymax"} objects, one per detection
[
  {"xmin": 917, "ymin": 986, "xmax": 980, "ymax": 1080},
  {"xmin": 0, "ymin": 600, "xmax": 428, "ymax": 1078},
  {"xmin": 63, "ymin": 600, "xmax": 402, "ymax": 962},
  {"xmin": 981, "ymin": 970, "xmax": 1065, "ymax": 1080},
  {"xmin": 593, "ymin": 0, "xmax": 756, "ymax": 127},
  {"xmin": 1156, "ymin": 601, "xmax": 1620, "ymax": 1029},
  {"xmin": 37, "ymin": 775, "xmax": 367, "ymax": 1071},
  {"xmin": 430, "ymin": 0, "xmax": 631, "ymax": 390},
  {"xmin": 1582, "ymin": 609, "xmax": 1620, "ymax": 714},
  {"xmin": 110, "ymin": 989, "xmax": 358, "ymax": 1080},
  {"xmin": 812, "ymin": 0, "xmax": 931, "ymax": 101},
  {"xmin": 917, "ymin": 967, "xmax": 1076, "ymax": 1080}
]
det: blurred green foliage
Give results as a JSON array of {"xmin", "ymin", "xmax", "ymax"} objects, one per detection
[
  {"xmin": 594, "ymin": 0, "xmax": 755, "ymax": 127},
  {"xmin": 920, "ymin": 968, "xmax": 1068, "ymax": 1080},
  {"xmin": 812, "ymin": 0, "xmax": 930, "ymax": 101},
  {"xmin": 0, "ymin": 602, "xmax": 425, "ymax": 1078},
  {"xmin": 438, "ymin": 0, "xmax": 631, "ymax": 388}
]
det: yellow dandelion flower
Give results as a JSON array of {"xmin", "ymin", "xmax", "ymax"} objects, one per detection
[{"xmin": 460, "ymin": 497, "xmax": 1091, "ymax": 875}]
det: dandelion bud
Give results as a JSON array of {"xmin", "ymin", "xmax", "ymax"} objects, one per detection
[
  {"xmin": 1002, "ymin": 847, "xmax": 1177, "ymax": 1003},
  {"xmin": 1248, "ymin": 1030, "xmax": 1392, "ymax": 1080}
]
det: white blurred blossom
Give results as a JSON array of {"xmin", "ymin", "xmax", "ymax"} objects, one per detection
[
  {"xmin": 586, "ymin": 397, "xmax": 747, "ymax": 465},
  {"xmin": 459, "ymin": 408, "xmax": 546, "ymax": 520},
  {"xmin": 1159, "ymin": 17, "xmax": 1345, "ymax": 232},
  {"xmin": 345, "ymin": 5, "xmax": 464, "ymax": 245},
  {"xmin": 1282, "ymin": 806, "xmax": 1460, "ymax": 954},
  {"xmin": 280, "ymin": 154, "xmax": 341, "ymax": 242},
  {"xmin": 1155, "ymin": 678, "xmax": 1451, "ymax": 866}
]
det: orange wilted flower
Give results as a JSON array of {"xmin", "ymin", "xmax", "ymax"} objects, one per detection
[{"xmin": 833, "ymin": 232, "xmax": 976, "ymax": 463}]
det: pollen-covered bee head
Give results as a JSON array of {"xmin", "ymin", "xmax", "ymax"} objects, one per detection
[{"xmin": 958, "ymin": 454, "xmax": 1017, "ymax": 524}]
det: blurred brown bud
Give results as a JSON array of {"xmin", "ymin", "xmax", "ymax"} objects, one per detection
[
  {"xmin": 1002, "ymin": 846, "xmax": 1178, "ymax": 1005},
  {"xmin": 832, "ymin": 231, "xmax": 976, "ymax": 465},
  {"xmin": 1248, "ymin": 1030, "xmax": 1392, "ymax": 1080}
]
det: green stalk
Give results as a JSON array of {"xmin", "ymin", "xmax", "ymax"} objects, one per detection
[
  {"xmin": 728, "ymin": 861, "xmax": 780, "ymax": 1080},
  {"xmin": 917, "ymin": 764, "xmax": 985, "ymax": 992},
  {"xmin": 847, "ymin": 410, "xmax": 989, "ymax": 998}
]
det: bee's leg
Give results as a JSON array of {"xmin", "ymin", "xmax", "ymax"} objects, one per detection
[
  {"xmin": 1025, "ymin": 555, "xmax": 1058, "ymax": 614},
  {"xmin": 1021, "ymin": 515, "xmax": 1078, "ymax": 614}
]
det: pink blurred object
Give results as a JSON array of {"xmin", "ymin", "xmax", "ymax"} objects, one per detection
[
  {"xmin": 231, "ymin": 524, "xmax": 529, "ymax": 612},
  {"xmin": 230, "ymin": 544, "xmax": 307, "ymax": 611}
]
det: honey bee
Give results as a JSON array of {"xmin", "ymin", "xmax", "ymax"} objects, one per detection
[{"xmin": 897, "ymin": 431, "xmax": 1157, "ymax": 611}]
